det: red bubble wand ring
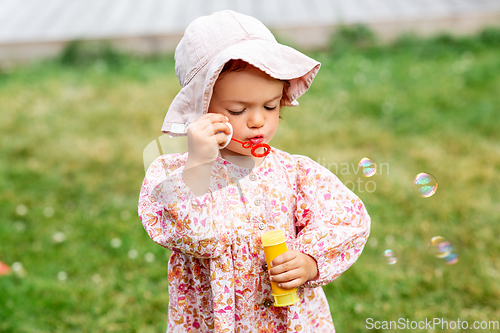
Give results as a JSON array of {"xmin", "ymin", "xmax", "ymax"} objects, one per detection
[
  {"xmin": 218, "ymin": 122, "xmax": 271, "ymax": 158},
  {"xmin": 230, "ymin": 138, "xmax": 271, "ymax": 158}
]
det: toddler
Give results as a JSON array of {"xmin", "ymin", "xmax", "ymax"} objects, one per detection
[{"xmin": 139, "ymin": 10, "xmax": 370, "ymax": 332}]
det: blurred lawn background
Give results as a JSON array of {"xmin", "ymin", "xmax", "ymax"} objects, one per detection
[{"xmin": 1, "ymin": 26, "xmax": 499, "ymax": 332}]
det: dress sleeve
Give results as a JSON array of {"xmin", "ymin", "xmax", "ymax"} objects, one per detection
[
  {"xmin": 138, "ymin": 154, "xmax": 233, "ymax": 258},
  {"xmin": 290, "ymin": 155, "xmax": 371, "ymax": 288}
]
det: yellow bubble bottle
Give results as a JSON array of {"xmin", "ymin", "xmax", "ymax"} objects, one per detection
[{"xmin": 261, "ymin": 230, "xmax": 300, "ymax": 307}]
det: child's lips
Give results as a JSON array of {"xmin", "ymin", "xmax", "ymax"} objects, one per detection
[{"xmin": 248, "ymin": 136, "xmax": 264, "ymax": 145}]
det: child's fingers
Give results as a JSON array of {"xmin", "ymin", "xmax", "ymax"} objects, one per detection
[
  {"xmin": 212, "ymin": 122, "xmax": 232, "ymax": 135},
  {"xmin": 274, "ymin": 278, "xmax": 303, "ymax": 290},
  {"xmin": 188, "ymin": 117, "xmax": 231, "ymax": 150},
  {"xmin": 268, "ymin": 250, "xmax": 315, "ymax": 288},
  {"xmin": 269, "ymin": 251, "xmax": 297, "ymax": 269},
  {"xmin": 269, "ymin": 268, "xmax": 306, "ymax": 289},
  {"xmin": 270, "ymin": 267, "xmax": 299, "ymax": 282},
  {"xmin": 269, "ymin": 260, "xmax": 296, "ymax": 277},
  {"xmin": 268, "ymin": 254, "xmax": 301, "ymax": 277},
  {"xmin": 191, "ymin": 115, "xmax": 231, "ymax": 136}
]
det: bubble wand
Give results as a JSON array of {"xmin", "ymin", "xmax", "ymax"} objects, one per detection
[{"xmin": 219, "ymin": 122, "xmax": 271, "ymax": 158}]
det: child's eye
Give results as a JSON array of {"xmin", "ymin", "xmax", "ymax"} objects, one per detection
[
  {"xmin": 264, "ymin": 106, "xmax": 277, "ymax": 110},
  {"xmin": 228, "ymin": 109, "xmax": 245, "ymax": 115}
]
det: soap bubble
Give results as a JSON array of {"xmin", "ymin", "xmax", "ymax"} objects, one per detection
[
  {"xmin": 11, "ymin": 262, "xmax": 26, "ymax": 277},
  {"xmin": 14, "ymin": 221, "xmax": 26, "ymax": 232},
  {"xmin": 359, "ymin": 158, "xmax": 376, "ymax": 177},
  {"xmin": 429, "ymin": 236, "xmax": 459, "ymax": 265},
  {"xmin": 11, "ymin": 262, "xmax": 23, "ymax": 272},
  {"xmin": 52, "ymin": 232, "xmax": 66, "ymax": 243},
  {"xmin": 429, "ymin": 236, "xmax": 452, "ymax": 258},
  {"xmin": 110, "ymin": 238, "xmax": 122, "ymax": 248},
  {"xmin": 145, "ymin": 252, "xmax": 155, "ymax": 263},
  {"xmin": 413, "ymin": 173, "xmax": 437, "ymax": 197},
  {"xmin": 44, "ymin": 206, "xmax": 55, "ymax": 217},
  {"xmin": 384, "ymin": 249, "xmax": 397, "ymax": 265},
  {"xmin": 128, "ymin": 249, "xmax": 138, "ymax": 259},
  {"xmin": 92, "ymin": 274, "xmax": 102, "ymax": 283},
  {"xmin": 16, "ymin": 205, "xmax": 28, "ymax": 216},
  {"xmin": 58, "ymin": 271, "xmax": 68, "ymax": 281},
  {"xmin": 443, "ymin": 253, "xmax": 459, "ymax": 265}
]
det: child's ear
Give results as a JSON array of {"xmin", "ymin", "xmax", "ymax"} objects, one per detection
[{"xmin": 280, "ymin": 80, "xmax": 291, "ymax": 107}]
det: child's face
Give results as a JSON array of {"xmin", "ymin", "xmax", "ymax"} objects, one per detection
[{"xmin": 208, "ymin": 65, "xmax": 284, "ymax": 161}]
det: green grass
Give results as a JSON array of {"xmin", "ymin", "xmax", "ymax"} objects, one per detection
[{"xmin": 1, "ymin": 28, "xmax": 500, "ymax": 332}]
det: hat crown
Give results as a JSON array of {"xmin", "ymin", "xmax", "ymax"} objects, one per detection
[{"xmin": 174, "ymin": 10, "xmax": 277, "ymax": 87}]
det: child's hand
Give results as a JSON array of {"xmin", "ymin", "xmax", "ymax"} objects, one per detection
[
  {"xmin": 268, "ymin": 250, "xmax": 318, "ymax": 290},
  {"xmin": 186, "ymin": 113, "xmax": 231, "ymax": 166}
]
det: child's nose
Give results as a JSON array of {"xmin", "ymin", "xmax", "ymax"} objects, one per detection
[{"xmin": 248, "ymin": 108, "xmax": 266, "ymax": 128}]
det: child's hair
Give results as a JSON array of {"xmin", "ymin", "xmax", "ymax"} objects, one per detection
[
  {"xmin": 219, "ymin": 59, "xmax": 290, "ymax": 118},
  {"xmin": 219, "ymin": 59, "xmax": 249, "ymax": 76}
]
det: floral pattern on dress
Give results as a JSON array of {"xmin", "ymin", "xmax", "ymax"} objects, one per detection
[{"xmin": 138, "ymin": 147, "xmax": 371, "ymax": 332}]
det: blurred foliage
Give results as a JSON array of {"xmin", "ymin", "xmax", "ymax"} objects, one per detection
[
  {"xmin": 59, "ymin": 40, "xmax": 125, "ymax": 69},
  {"xmin": 329, "ymin": 24, "xmax": 378, "ymax": 53},
  {"xmin": 330, "ymin": 24, "xmax": 500, "ymax": 58}
]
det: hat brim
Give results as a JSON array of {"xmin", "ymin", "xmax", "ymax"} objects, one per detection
[
  {"xmin": 202, "ymin": 39, "xmax": 320, "ymax": 112},
  {"xmin": 162, "ymin": 39, "xmax": 320, "ymax": 136}
]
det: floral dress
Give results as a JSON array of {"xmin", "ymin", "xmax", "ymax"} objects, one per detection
[{"xmin": 138, "ymin": 147, "xmax": 371, "ymax": 332}]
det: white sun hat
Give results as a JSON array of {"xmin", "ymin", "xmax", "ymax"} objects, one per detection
[{"xmin": 161, "ymin": 10, "xmax": 321, "ymax": 137}]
